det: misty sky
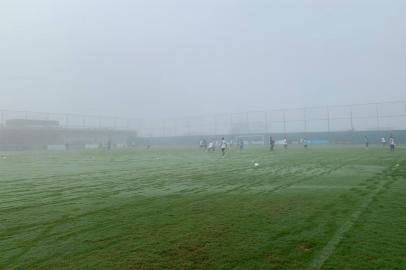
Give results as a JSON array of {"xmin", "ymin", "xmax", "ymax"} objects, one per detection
[{"xmin": 1, "ymin": 0, "xmax": 405, "ymax": 119}]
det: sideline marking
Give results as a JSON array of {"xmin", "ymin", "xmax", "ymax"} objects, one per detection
[{"xmin": 306, "ymin": 179, "xmax": 387, "ymax": 270}]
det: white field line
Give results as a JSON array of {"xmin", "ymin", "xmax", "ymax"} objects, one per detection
[{"xmin": 306, "ymin": 179, "xmax": 387, "ymax": 270}]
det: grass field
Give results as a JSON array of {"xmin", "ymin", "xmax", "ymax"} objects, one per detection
[{"xmin": 1, "ymin": 146, "xmax": 405, "ymax": 270}]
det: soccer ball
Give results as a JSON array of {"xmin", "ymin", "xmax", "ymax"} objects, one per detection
[{"xmin": 254, "ymin": 163, "xmax": 259, "ymax": 167}]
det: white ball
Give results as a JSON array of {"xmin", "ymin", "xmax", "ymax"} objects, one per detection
[{"xmin": 254, "ymin": 163, "xmax": 259, "ymax": 167}]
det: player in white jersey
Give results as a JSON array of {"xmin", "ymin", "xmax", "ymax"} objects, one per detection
[
  {"xmin": 283, "ymin": 138, "xmax": 288, "ymax": 149},
  {"xmin": 200, "ymin": 139, "xmax": 208, "ymax": 150},
  {"xmin": 207, "ymin": 142, "xmax": 215, "ymax": 152},
  {"xmin": 389, "ymin": 136, "xmax": 395, "ymax": 152},
  {"xmin": 381, "ymin": 137, "xmax": 386, "ymax": 147},
  {"xmin": 220, "ymin": 137, "xmax": 227, "ymax": 156}
]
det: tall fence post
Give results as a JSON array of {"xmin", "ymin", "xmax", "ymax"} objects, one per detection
[
  {"xmin": 213, "ymin": 115, "xmax": 217, "ymax": 135},
  {"xmin": 113, "ymin": 118, "xmax": 117, "ymax": 130},
  {"xmin": 349, "ymin": 105, "xmax": 354, "ymax": 131},
  {"xmin": 187, "ymin": 119, "xmax": 191, "ymax": 136},
  {"xmin": 173, "ymin": 119, "xmax": 177, "ymax": 136},
  {"xmin": 283, "ymin": 110, "xmax": 286, "ymax": 136},
  {"xmin": 229, "ymin": 114, "xmax": 233, "ymax": 135},
  {"xmin": 375, "ymin": 103, "xmax": 380, "ymax": 130},
  {"xmin": 246, "ymin": 112, "xmax": 250, "ymax": 134},
  {"xmin": 326, "ymin": 106, "xmax": 330, "ymax": 133},
  {"xmin": 264, "ymin": 111, "xmax": 268, "ymax": 133},
  {"xmin": 198, "ymin": 117, "xmax": 203, "ymax": 136},
  {"xmin": 267, "ymin": 112, "xmax": 271, "ymax": 134},
  {"xmin": 303, "ymin": 107, "xmax": 307, "ymax": 133},
  {"xmin": 65, "ymin": 114, "xmax": 69, "ymax": 128}
]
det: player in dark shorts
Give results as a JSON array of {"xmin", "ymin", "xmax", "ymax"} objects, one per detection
[
  {"xmin": 270, "ymin": 136, "xmax": 275, "ymax": 151},
  {"xmin": 303, "ymin": 138, "xmax": 308, "ymax": 149},
  {"xmin": 364, "ymin": 136, "xmax": 369, "ymax": 149},
  {"xmin": 389, "ymin": 136, "xmax": 395, "ymax": 152},
  {"xmin": 200, "ymin": 139, "xmax": 208, "ymax": 150},
  {"xmin": 283, "ymin": 138, "xmax": 288, "ymax": 149},
  {"xmin": 107, "ymin": 140, "xmax": 112, "ymax": 150},
  {"xmin": 239, "ymin": 139, "xmax": 244, "ymax": 151},
  {"xmin": 220, "ymin": 138, "xmax": 227, "ymax": 156}
]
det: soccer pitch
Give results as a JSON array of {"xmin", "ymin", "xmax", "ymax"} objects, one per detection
[{"xmin": 1, "ymin": 146, "xmax": 405, "ymax": 269}]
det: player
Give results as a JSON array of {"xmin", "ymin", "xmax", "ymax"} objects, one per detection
[
  {"xmin": 207, "ymin": 141, "xmax": 215, "ymax": 152},
  {"xmin": 283, "ymin": 137, "xmax": 288, "ymax": 149},
  {"xmin": 220, "ymin": 137, "xmax": 227, "ymax": 156},
  {"xmin": 381, "ymin": 137, "xmax": 386, "ymax": 147},
  {"xmin": 303, "ymin": 138, "xmax": 308, "ymax": 149},
  {"xmin": 239, "ymin": 139, "xmax": 244, "ymax": 151},
  {"xmin": 200, "ymin": 139, "xmax": 207, "ymax": 150},
  {"xmin": 107, "ymin": 140, "xmax": 112, "ymax": 150},
  {"xmin": 269, "ymin": 136, "xmax": 275, "ymax": 151},
  {"xmin": 364, "ymin": 136, "xmax": 369, "ymax": 149},
  {"xmin": 389, "ymin": 135, "xmax": 395, "ymax": 152}
]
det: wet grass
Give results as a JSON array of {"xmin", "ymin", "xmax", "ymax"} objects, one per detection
[{"xmin": 0, "ymin": 146, "xmax": 405, "ymax": 269}]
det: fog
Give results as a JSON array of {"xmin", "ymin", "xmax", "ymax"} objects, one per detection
[{"xmin": 1, "ymin": 0, "xmax": 405, "ymax": 120}]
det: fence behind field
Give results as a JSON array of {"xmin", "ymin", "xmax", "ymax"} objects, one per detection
[{"xmin": 1, "ymin": 101, "xmax": 405, "ymax": 137}]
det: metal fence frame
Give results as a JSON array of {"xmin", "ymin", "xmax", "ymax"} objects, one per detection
[{"xmin": 1, "ymin": 101, "xmax": 405, "ymax": 137}]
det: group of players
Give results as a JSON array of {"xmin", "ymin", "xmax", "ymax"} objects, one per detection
[
  {"xmin": 199, "ymin": 138, "xmax": 233, "ymax": 156},
  {"xmin": 200, "ymin": 134, "xmax": 397, "ymax": 156},
  {"xmin": 199, "ymin": 136, "xmax": 292, "ymax": 156},
  {"xmin": 364, "ymin": 135, "xmax": 396, "ymax": 152}
]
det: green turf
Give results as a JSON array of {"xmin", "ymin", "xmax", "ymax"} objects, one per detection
[{"xmin": 0, "ymin": 146, "xmax": 405, "ymax": 270}]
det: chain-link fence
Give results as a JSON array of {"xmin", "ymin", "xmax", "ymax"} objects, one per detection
[{"xmin": 1, "ymin": 101, "xmax": 405, "ymax": 137}]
